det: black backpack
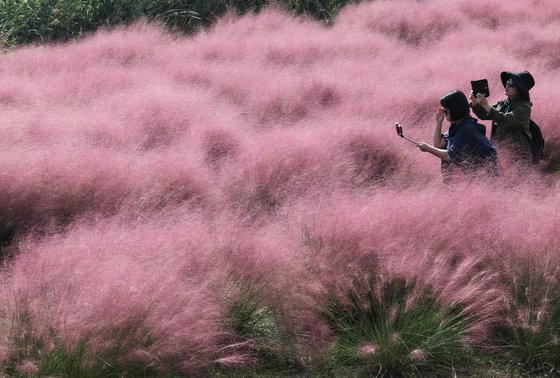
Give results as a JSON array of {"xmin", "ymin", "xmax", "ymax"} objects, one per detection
[{"xmin": 529, "ymin": 119, "xmax": 545, "ymax": 164}]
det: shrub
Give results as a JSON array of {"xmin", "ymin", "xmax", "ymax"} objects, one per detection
[
  {"xmin": 324, "ymin": 276, "xmax": 470, "ymax": 377},
  {"xmin": 492, "ymin": 255, "xmax": 560, "ymax": 375},
  {"xmin": 0, "ymin": 0, "xmax": 144, "ymax": 46}
]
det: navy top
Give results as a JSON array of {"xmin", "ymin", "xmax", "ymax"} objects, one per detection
[{"xmin": 442, "ymin": 116, "xmax": 498, "ymax": 174}]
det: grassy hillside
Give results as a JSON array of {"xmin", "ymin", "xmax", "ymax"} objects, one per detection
[{"xmin": 0, "ymin": 0, "xmax": 560, "ymax": 376}]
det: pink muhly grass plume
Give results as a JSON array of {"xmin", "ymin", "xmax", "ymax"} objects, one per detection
[
  {"xmin": 409, "ymin": 348, "xmax": 427, "ymax": 363},
  {"xmin": 224, "ymin": 129, "xmax": 347, "ymax": 217},
  {"xmin": 0, "ymin": 146, "xmax": 216, "ymax": 231},
  {"xmin": 357, "ymin": 343, "xmax": 378, "ymax": 357},
  {"xmin": 16, "ymin": 360, "xmax": 39, "ymax": 375},
  {"xmin": 2, "ymin": 213, "xmax": 319, "ymax": 373},
  {"xmin": 294, "ymin": 180, "xmax": 560, "ymax": 344},
  {"xmin": 0, "ymin": 347, "xmax": 8, "ymax": 365},
  {"xmin": 4, "ymin": 217, "xmax": 229, "ymax": 373},
  {"xmin": 214, "ymin": 354, "xmax": 258, "ymax": 367},
  {"xmin": 336, "ymin": 0, "xmax": 463, "ymax": 45},
  {"xmin": 200, "ymin": 126, "xmax": 242, "ymax": 166}
]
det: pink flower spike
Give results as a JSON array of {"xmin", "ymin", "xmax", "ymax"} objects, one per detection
[
  {"xmin": 409, "ymin": 348, "xmax": 427, "ymax": 363},
  {"xmin": 357, "ymin": 343, "xmax": 378, "ymax": 356}
]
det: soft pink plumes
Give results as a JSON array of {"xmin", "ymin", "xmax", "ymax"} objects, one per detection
[{"xmin": 0, "ymin": 0, "xmax": 559, "ymax": 374}]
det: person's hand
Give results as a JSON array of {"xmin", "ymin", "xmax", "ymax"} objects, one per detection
[
  {"xmin": 416, "ymin": 142, "xmax": 431, "ymax": 152},
  {"xmin": 469, "ymin": 90, "xmax": 478, "ymax": 105},
  {"xmin": 435, "ymin": 107, "xmax": 445, "ymax": 124},
  {"xmin": 476, "ymin": 93, "xmax": 490, "ymax": 111}
]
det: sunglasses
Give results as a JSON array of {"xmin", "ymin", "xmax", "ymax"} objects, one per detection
[{"xmin": 505, "ymin": 79, "xmax": 515, "ymax": 88}]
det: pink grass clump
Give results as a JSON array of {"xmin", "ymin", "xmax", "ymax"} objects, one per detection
[
  {"xmin": 3, "ymin": 216, "xmax": 228, "ymax": 373},
  {"xmin": 1, "ymin": 213, "xmax": 323, "ymax": 373},
  {"xmin": 16, "ymin": 360, "xmax": 39, "ymax": 375},
  {"xmin": 292, "ymin": 180, "xmax": 560, "ymax": 343}
]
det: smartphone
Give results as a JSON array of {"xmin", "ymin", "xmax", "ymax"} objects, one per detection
[{"xmin": 471, "ymin": 79, "xmax": 490, "ymax": 97}]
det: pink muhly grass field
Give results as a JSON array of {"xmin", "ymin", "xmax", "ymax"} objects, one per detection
[{"xmin": 0, "ymin": 0, "xmax": 560, "ymax": 374}]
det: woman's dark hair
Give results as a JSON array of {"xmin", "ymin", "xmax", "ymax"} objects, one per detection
[
  {"xmin": 440, "ymin": 90, "xmax": 470, "ymax": 122},
  {"xmin": 518, "ymin": 89, "xmax": 531, "ymax": 102}
]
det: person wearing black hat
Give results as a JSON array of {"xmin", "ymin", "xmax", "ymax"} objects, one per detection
[
  {"xmin": 416, "ymin": 90, "xmax": 499, "ymax": 181},
  {"xmin": 470, "ymin": 71, "xmax": 534, "ymax": 163}
]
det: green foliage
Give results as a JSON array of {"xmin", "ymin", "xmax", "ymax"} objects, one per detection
[
  {"xmin": 0, "ymin": 0, "xmax": 144, "ymax": 46},
  {"xmin": 144, "ymin": 0, "xmax": 268, "ymax": 33},
  {"xmin": 36, "ymin": 343, "xmax": 100, "ymax": 378},
  {"xmin": 0, "ymin": 0, "xmax": 358, "ymax": 47},
  {"xmin": 230, "ymin": 287, "xmax": 278, "ymax": 339},
  {"xmin": 2, "ymin": 315, "xmax": 96, "ymax": 377},
  {"xmin": 4, "ymin": 309, "xmax": 50, "ymax": 376},
  {"xmin": 288, "ymin": 0, "xmax": 354, "ymax": 23},
  {"xmin": 323, "ymin": 277, "xmax": 470, "ymax": 377},
  {"xmin": 227, "ymin": 284, "xmax": 303, "ymax": 374},
  {"xmin": 9, "ymin": 341, "xmax": 160, "ymax": 378},
  {"xmin": 492, "ymin": 259, "xmax": 560, "ymax": 375},
  {"xmin": 3, "ymin": 306, "xmax": 158, "ymax": 377}
]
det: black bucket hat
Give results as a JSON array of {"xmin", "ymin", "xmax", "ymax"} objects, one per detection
[{"xmin": 500, "ymin": 71, "xmax": 535, "ymax": 93}]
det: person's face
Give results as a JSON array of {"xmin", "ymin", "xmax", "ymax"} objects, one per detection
[
  {"xmin": 443, "ymin": 108, "xmax": 451, "ymax": 121},
  {"xmin": 505, "ymin": 78, "xmax": 520, "ymax": 98}
]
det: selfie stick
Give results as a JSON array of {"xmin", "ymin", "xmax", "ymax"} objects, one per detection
[{"xmin": 395, "ymin": 122, "xmax": 417, "ymax": 144}]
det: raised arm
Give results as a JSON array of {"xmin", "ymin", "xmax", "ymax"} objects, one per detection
[
  {"xmin": 433, "ymin": 107, "xmax": 447, "ymax": 148},
  {"xmin": 470, "ymin": 91, "xmax": 492, "ymax": 120},
  {"xmin": 475, "ymin": 93, "xmax": 530, "ymax": 130},
  {"xmin": 487, "ymin": 101, "xmax": 531, "ymax": 130}
]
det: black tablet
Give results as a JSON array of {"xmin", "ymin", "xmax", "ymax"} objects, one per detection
[{"xmin": 471, "ymin": 79, "xmax": 490, "ymax": 97}]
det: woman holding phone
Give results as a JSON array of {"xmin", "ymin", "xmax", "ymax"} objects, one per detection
[
  {"xmin": 416, "ymin": 90, "xmax": 499, "ymax": 181},
  {"xmin": 470, "ymin": 71, "xmax": 534, "ymax": 163}
]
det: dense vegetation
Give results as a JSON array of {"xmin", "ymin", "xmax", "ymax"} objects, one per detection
[
  {"xmin": 1, "ymin": 0, "xmax": 560, "ymax": 376},
  {"xmin": 0, "ymin": 0, "xmax": 352, "ymax": 47}
]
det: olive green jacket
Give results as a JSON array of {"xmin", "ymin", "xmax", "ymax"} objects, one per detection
[{"xmin": 472, "ymin": 99, "xmax": 532, "ymax": 160}]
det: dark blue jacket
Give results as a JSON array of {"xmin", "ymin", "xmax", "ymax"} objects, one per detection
[{"xmin": 443, "ymin": 116, "xmax": 498, "ymax": 175}]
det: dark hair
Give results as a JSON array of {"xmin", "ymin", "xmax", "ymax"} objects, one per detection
[
  {"xmin": 518, "ymin": 89, "xmax": 531, "ymax": 102},
  {"xmin": 440, "ymin": 90, "xmax": 470, "ymax": 122}
]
